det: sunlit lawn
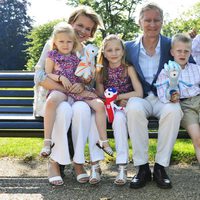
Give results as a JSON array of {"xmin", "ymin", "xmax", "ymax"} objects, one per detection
[{"xmin": 0, "ymin": 138, "xmax": 196, "ymax": 164}]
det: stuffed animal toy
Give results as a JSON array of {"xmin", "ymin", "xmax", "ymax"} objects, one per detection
[
  {"xmin": 75, "ymin": 44, "xmax": 99, "ymax": 79},
  {"xmin": 154, "ymin": 60, "xmax": 192, "ymax": 100},
  {"xmin": 104, "ymin": 87, "xmax": 123, "ymax": 123}
]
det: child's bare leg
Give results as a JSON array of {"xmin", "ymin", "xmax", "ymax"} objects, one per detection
[
  {"xmin": 187, "ymin": 123, "xmax": 200, "ymax": 163},
  {"xmin": 44, "ymin": 91, "xmax": 67, "ymax": 140},
  {"xmin": 86, "ymin": 99, "xmax": 107, "ymax": 140},
  {"xmin": 86, "ymin": 99, "xmax": 113, "ymax": 156},
  {"xmin": 41, "ymin": 91, "xmax": 67, "ymax": 157}
]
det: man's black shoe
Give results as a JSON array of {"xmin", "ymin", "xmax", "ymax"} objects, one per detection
[
  {"xmin": 153, "ymin": 163, "xmax": 172, "ymax": 189},
  {"xmin": 59, "ymin": 164, "xmax": 65, "ymax": 178},
  {"xmin": 130, "ymin": 163, "xmax": 152, "ymax": 189}
]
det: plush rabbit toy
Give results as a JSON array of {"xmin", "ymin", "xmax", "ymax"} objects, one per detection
[
  {"xmin": 154, "ymin": 60, "xmax": 192, "ymax": 100},
  {"xmin": 75, "ymin": 44, "xmax": 99, "ymax": 79},
  {"xmin": 104, "ymin": 87, "xmax": 123, "ymax": 123}
]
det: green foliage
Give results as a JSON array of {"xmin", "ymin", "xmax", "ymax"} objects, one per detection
[
  {"xmin": 25, "ymin": 1, "xmax": 200, "ymax": 71},
  {"xmin": 0, "ymin": 0, "xmax": 32, "ymax": 70},
  {"xmin": 25, "ymin": 0, "xmax": 143, "ymax": 70},
  {"xmin": 66, "ymin": 0, "xmax": 141, "ymax": 40},
  {"xmin": 162, "ymin": 2, "xmax": 200, "ymax": 37},
  {"xmin": 25, "ymin": 20, "xmax": 60, "ymax": 71}
]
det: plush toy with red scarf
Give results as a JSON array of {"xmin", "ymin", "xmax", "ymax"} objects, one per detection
[{"xmin": 104, "ymin": 87, "xmax": 123, "ymax": 123}]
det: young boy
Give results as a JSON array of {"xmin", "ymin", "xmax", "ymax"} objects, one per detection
[{"xmin": 156, "ymin": 33, "xmax": 200, "ymax": 164}]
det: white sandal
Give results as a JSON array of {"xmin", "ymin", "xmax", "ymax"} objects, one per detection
[
  {"xmin": 40, "ymin": 139, "xmax": 55, "ymax": 157},
  {"xmin": 77, "ymin": 173, "xmax": 89, "ymax": 183},
  {"xmin": 74, "ymin": 163, "xmax": 89, "ymax": 183},
  {"xmin": 48, "ymin": 158, "xmax": 64, "ymax": 186},
  {"xmin": 96, "ymin": 139, "xmax": 114, "ymax": 157},
  {"xmin": 89, "ymin": 163, "xmax": 102, "ymax": 185},
  {"xmin": 49, "ymin": 176, "xmax": 63, "ymax": 186},
  {"xmin": 114, "ymin": 165, "xmax": 127, "ymax": 186}
]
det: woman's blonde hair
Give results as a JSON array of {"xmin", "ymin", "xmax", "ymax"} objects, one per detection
[
  {"xmin": 50, "ymin": 22, "xmax": 80, "ymax": 53},
  {"xmin": 68, "ymin": 5, "xmax": 104, "ymax": 38},
  {"xmin": 97, "ymin": 34, "xmax": 128, "ymax": 82}
]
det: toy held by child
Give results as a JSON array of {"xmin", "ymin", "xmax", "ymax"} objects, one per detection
[
  {"xmin": 75, "ymin": 44, "xmax": 98, "ymax": 79},
  {"xmin": 104, "ymin": 87, "xmax": 123, "ymax": 123},
  {"xmin": 154, "ymin": 60, "xmax": 192, "ymax": 100}
]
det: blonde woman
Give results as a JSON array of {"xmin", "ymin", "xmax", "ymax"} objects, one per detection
[{"xmin": 34, "ymin": 6, "xmax": 105, "ymax": 186}]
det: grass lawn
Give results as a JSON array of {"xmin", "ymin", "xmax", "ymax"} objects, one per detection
[{"xmin": 0, "ymin": 138, "xmax": 196, "ymax": 164}]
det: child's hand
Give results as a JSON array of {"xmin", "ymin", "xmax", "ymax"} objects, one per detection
[
  {"xmin": 60, "ymin": 76, "xmax": 72, "ymax": 91},
  {"xmin": 188, "ymin": 29, "xmax": 197, "ymax": 39},
  {"xmin": 69, "ymin": 83, "xmax": 84, "ymax": 93},
  {"xmin": 170, "ymin": 91, "xmax": 180, "ymax": 103},
  {"xmin": 82, "ymin": 75, "xmax": 92, "ymax": 84},
  {"xmin": 117, "ymin": 99, "xmax": 127, "ymax": 107}
]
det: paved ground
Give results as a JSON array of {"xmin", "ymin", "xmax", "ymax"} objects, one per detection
[{"xmin": 0, "ymin": 158, "xmax": 200, "ymax": 200}]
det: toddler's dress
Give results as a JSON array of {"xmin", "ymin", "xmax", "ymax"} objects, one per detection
[{"xmin": 48, "ymin": 50, "xmax": 97, "ymax": 101}]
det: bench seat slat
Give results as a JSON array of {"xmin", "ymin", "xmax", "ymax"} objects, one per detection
[
  {"xmin": 0, "ymin": 115, "xmax": 43, "ymax": 121},
  {"xmin": 0, "ymin": 121, "xmax": 44, "ymax": 129},
  {"xmin": 0, "ymin": 131, "xmax": 43, "ymax": 137}
]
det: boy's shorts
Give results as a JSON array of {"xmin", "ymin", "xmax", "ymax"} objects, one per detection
[{"xmin": 180, "ymin": 95, "xmax": 200, "ymax": 129}]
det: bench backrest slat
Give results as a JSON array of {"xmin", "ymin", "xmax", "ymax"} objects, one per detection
[
  {"xmin": 0, "ymin": 73, "xmax": 34, "ymax": 80},
  {"xmin": 0, "ymin": 107, "xmax": 33, "ymax": 113},
  {"xmin": 0, "ymin": 80, "xmax": 34, "ymax": 88},
  {"xmin": 0, "ymin": 90, "xmax": 34, "ymax": 97},
  {"xmin": 0, "ymin": 99, "xmax": 33, "ymax": 106}
]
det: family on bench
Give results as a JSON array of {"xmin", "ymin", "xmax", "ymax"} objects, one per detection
[{"xmin": 33, "ymin": 3, "xmax": 200, "ymax": 189}]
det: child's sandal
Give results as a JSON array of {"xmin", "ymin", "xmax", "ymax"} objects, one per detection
[
  {"xmin": 114, "ymin": 165, "xmax": 127, "ymax": 186},
  {"xmin": 89, "ymin": 163, "xmax": 102, "ymax": 185},
  {"xmin": 96, "ymin": 139, "xmax": 114, "ymax": 157},
  {"xmin": 40, "ymin": 139, "xmax": 55, "ymax": 157}
]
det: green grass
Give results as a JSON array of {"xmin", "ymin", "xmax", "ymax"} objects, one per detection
[
  {"xmin": 0, "ymin": 138, "xmax": 196, "ymax": 164},
  {"xmin": 0, "ymin": 138, "xmax": 42, "ymax": 160}
]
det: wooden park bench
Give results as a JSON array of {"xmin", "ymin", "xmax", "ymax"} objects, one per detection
[{"xmin": 0, "ymin": 71, "xmax": 189, "ymax": 138}]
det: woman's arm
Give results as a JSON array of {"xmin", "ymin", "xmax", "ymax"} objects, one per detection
[
  {"xmin": 95, "ymin": 73, "xmax": 104, "ymax": 97},
  {"xmin": 34, "ymin": 41, "xmax": 51, "ymax": 86},
  {"xmin": 35, "ymin": 41, "xmax": 51, "ymax": 72},
  {"xmin": 192, "ymin": 35, "xmax": 200, "ymax": 52}
]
